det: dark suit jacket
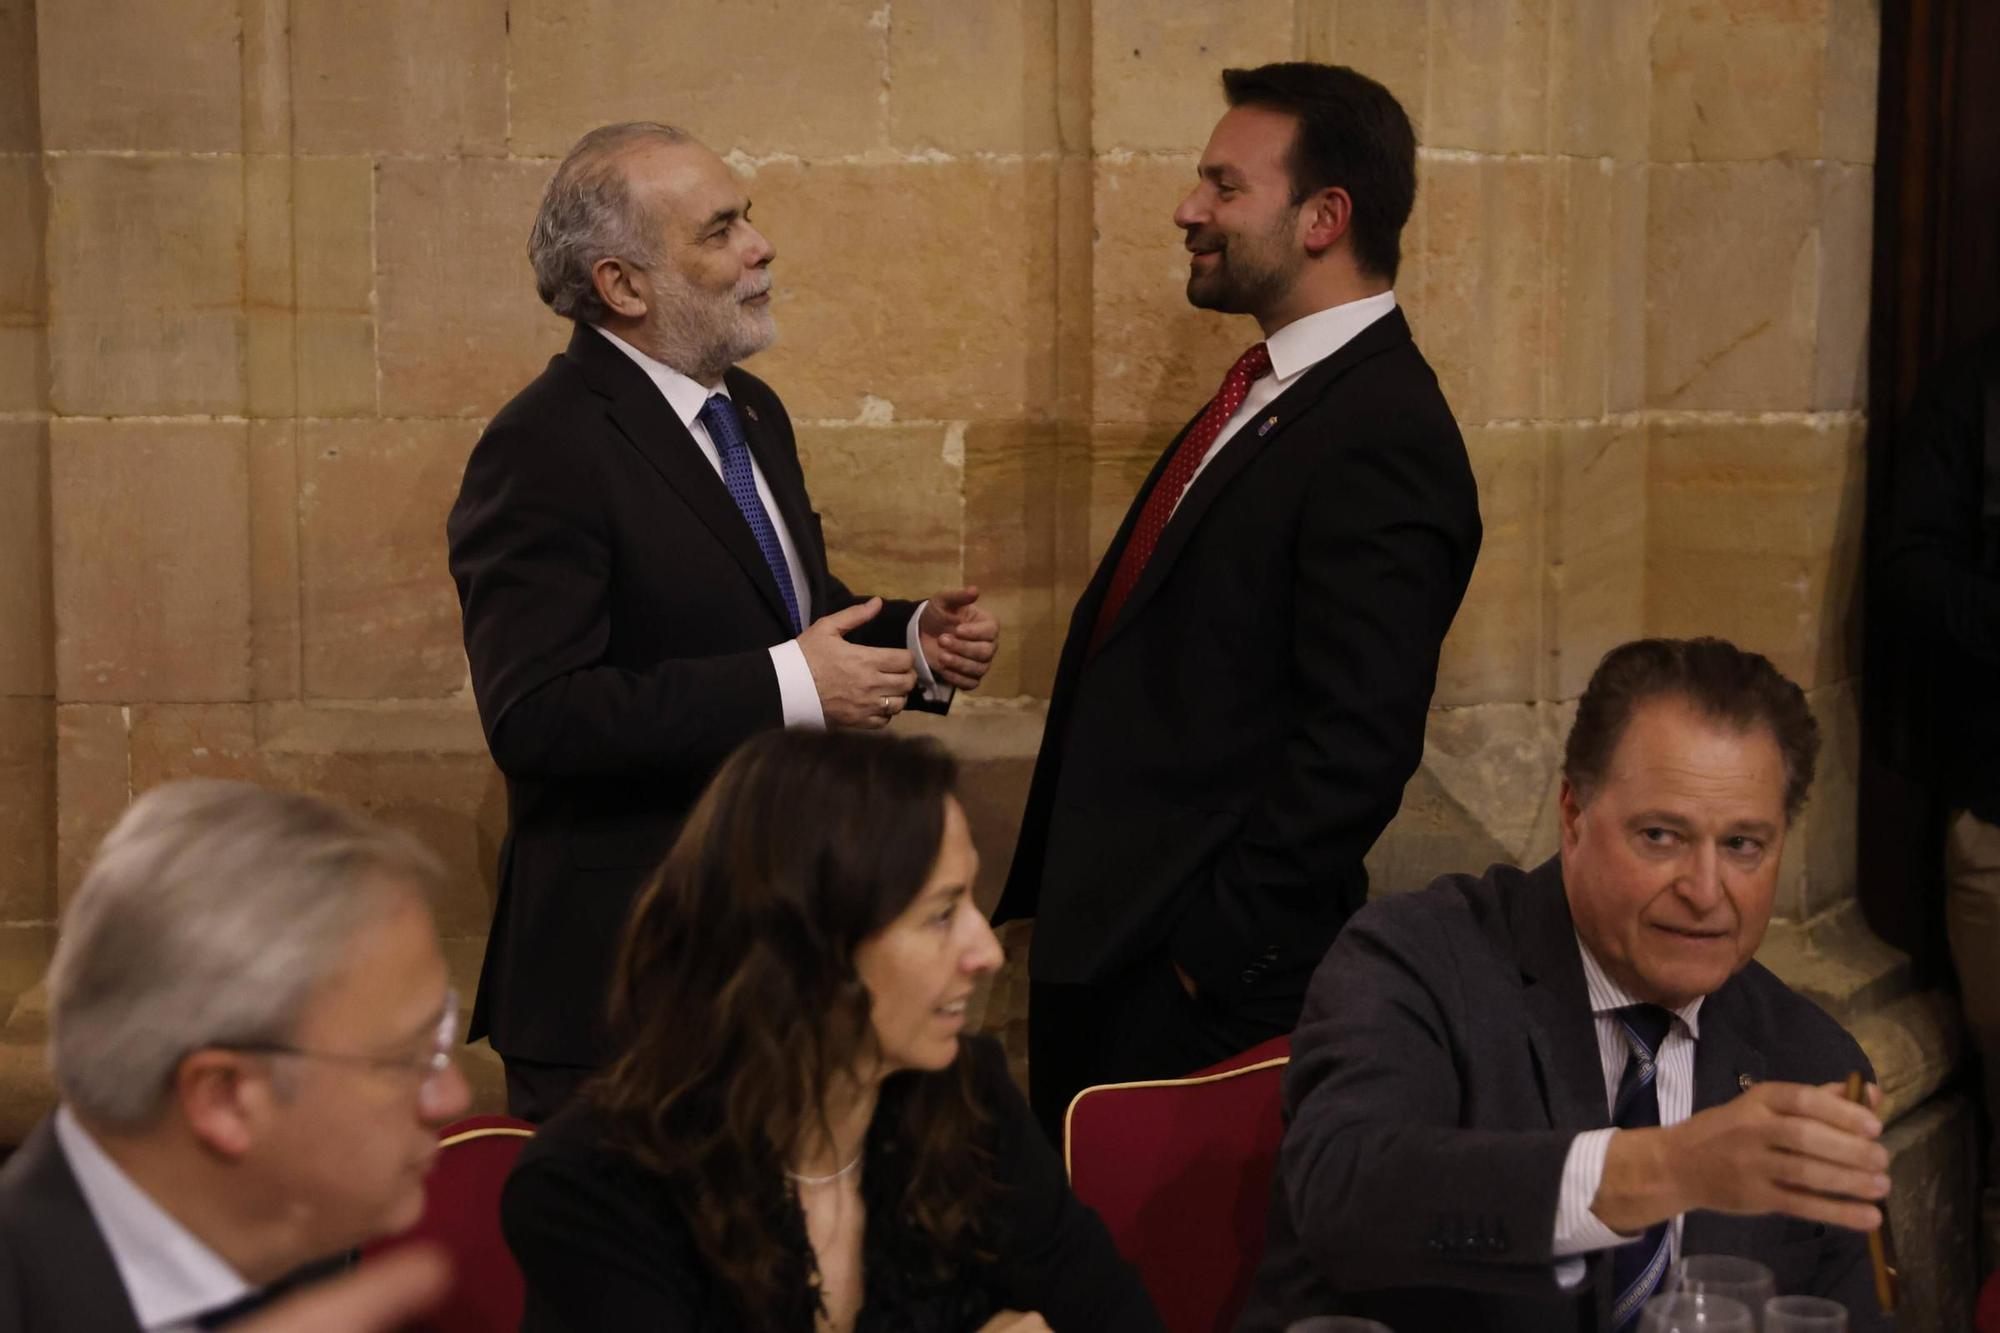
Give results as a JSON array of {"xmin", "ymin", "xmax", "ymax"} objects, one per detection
[
  {"xmin": 995, "ymin": 307, "xmax": 1480, "ymax": 1017},
  {"xmin": 0, "ymin": 1116, "xmax": 144, "ymax": 1333},
  {"xmin": 501, "ymin": 1036, "xmax": 1164, "ymax": 1332},
  {"xmin": 1236, "ymin": 858, "xmax": 1891, "ymax": 1333},
  {"xmin": 449, "ymin": 324, "xmax": 937, "ymax": 1065}
]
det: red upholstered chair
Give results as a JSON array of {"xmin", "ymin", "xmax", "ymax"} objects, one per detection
[
  {"xmin": 1978, "ymin": 1269, "xmax": 2000, "ymax": 1333},
  {"xmin": 1065, "ymin": 1036, "xmax": 1292, "ymax": 1333},
  {"xmin": 361, "ymin": 1114, "xmax": 535, "ymax": 1333}
]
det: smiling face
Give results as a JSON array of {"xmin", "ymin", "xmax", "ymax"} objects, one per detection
[
  {"xmin": 853, "ymin": 797, "xmax": 1003, "ymax": 1078},
  {"xmin": 1173, "ymin": 104, "xmax": 1311, "ymax": 324},
  {"xmin": 1559, "ymin": 695, "xmax": 1790, "ymax": 1009},
  {"xmin": 619, "ymin": 139, "xmax": 777, "ymax": 382}
]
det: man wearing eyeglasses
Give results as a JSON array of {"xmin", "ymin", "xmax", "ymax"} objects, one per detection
[{"xmin": 0, "ymin": 780, "xmax": 471, "ymax": 1332}]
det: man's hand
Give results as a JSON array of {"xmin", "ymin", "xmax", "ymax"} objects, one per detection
[
  {"xmin": 1592, "ymin": 1080, "xmax": 1889, "ymax": 1236},
  {"xmin": 236, "ymin": 1247, "xmax": 451, "ymax": 1333},
  {"xmin": 918, "ymin": 586, "xmax": 1000, "ymax": 691},
  {"xmin": 798, "ymin": 597, "xmax": 920, "ymax": 729},
  {"xmin": 975, "ymin": 1313, "xmax": 1052, "ymax": 1333}
]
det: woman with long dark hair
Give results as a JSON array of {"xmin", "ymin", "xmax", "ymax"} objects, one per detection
[{"xmin": 501, "ymin": 729, "xmax": 1162, "ymax": 1331}]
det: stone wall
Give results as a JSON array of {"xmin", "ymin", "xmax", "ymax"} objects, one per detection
[{"xmin": 4, "ymin": 0, "xmax": 1966, "ymax": 1307}]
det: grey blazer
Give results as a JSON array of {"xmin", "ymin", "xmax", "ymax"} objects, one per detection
[
  {"xmin": 0, "ymin": 1115, "xmax": 144, "ymax": 1333},
  {"xmin": 1235, "ymin": 857, "xmax": 1891, "ymax": 1333}
]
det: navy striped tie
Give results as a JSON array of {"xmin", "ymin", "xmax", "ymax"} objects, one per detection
[
  {"xmin": 700, "ymin": 394, "xmax": 802, "ymax": 634},
  {"xmin": 1609, "ymin": 1003, "xmax": 1676, "ymax": 1330}
]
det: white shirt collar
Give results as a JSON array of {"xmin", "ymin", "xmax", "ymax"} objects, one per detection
[
  {"xmin": 1575, "ymin": 935, "xmax": 1704, "ymax": 1040},
  {"xmin": 1261, "ymin": 289, "xmax": 1399, "ymax": 383},
  {"xmin": 590, "ymin": 324, "xmax": 731, "ymax": 430},
  {"xmin": 54, "ymin": 1106, "xmax": 251, "ymax": 1332}
]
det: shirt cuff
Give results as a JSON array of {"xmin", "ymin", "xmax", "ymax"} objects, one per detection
[
  {"xmin": 769, "ymin": 640, "xmax": 825, "ymax": 729},
  {"xmin": 1553, "ymin": 1128, "xmax": 1635, "ymax": 1258},
  {"xmin": 906, "ymin": 602, "xmax": 955, "ymax": 705}
]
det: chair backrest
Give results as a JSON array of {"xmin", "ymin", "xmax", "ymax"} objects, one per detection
[
  {"xmin": 1979, "ymin": 1268, "xmax": 2000, "ymax": 1333},
  {"xmin": 360, "ymin": 1114, "xmax": 535, "ymax": 1333},
  {"xmin": 1065, "ymin": 1036, "xmax": 1291, "ymax": 1333}
]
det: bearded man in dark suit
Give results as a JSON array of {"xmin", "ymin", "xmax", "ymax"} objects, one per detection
[
  {"xmin": 449, "ymin": 123, "xmax": 1000, "ymax": 1120},
  {"xmin": 995, "ymin": 63, "xmax": 1481, "ymax": 1138}
]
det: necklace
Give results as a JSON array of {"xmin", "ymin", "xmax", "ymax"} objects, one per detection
[{"xmin": 785, "ymin": 1152, "xmax": 862, "ymax": 1187}]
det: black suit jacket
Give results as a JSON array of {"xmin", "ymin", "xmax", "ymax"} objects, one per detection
[
  {"xmin": 449, "ymin": 324, "xmax": 937, "ymax": 1065},
  {"xmin": 1236, "ymin": 858, "xmax": 1891, "ymax": 1333},
  {"xmin": 0, "ymin": 1117, "xmax": 144, "ymax": 1333},
  {"xmin": 995, "ymin": 307, "xmax": 1480, "ymax": 1015}
]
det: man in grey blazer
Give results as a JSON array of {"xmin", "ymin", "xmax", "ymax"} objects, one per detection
[
  {"xmin": 0, "ymin": 782, "xmax": 470, "ymax": 1332},
  {"xmin": 1238, "ymin": 637, "xmax": 1893, "ymax": 1333}
]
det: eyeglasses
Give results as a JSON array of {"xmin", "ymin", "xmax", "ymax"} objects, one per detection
[{"xmin": 222, "ymin": 988, "xmax": 461, "ymax": 1094}]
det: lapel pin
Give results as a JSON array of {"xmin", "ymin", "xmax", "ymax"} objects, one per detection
[
  {"xmin": 1257, "ymin": 414, "xmax": 1279, "ymax": 438},
  {"xmin": 1738, "ymin": 1073, "xmax": 1756, "ymax": 1092},
  {"xmin": 743, "ymin": 404, "xmax": 760, "ymax": 422}
]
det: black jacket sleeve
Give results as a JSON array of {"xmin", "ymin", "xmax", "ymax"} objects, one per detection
[{"xmin": 448, "ymin": 416, "xmax": 785, "ymax": 783}]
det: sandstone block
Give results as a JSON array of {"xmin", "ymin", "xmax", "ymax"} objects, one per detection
[
  {"xmin": 964, "ymin": 421, "xmax": 1063, "ymax": 698},
  {"xmin": 54, "ymin": 704, "xmax": 128, "ymax": 907},
  {"xmin": 51, "ymin": 421, "xmax": 253, "ymax": 702},
  {"xmin": 1644, "ymin": 417, "xmax": 1864, "ymax": 690},
  {"xmin": 1090, "ymin": 156, "xmax": 1261, "ymax": 426},
  {"xmin": 299, "ymin": 420, "xmax": 480, "ymax": 700},
  {"xmin": 244, "ymin": 309, "xmax": 297, "ymax": 421},
  {"xmin": 1548, "ymin": 0, "xmax": 1651, "ymax": 158},
  {"xmin": 1645, "ymin": 161, "xmax": 1820, "ymax": 411},
  {"xmin": 1812, "ymin": 162, "xmax": 1872, "ymax": 411},
  {"xmin": 295, "ymin": 315, "xmax": 379, "ymax": 419},
  {"xmin": 291, "ymin": 0, "xmax": 507, "ymax": 155},
  {"xmin": 1437, "ymin": 426, "xmax": 1543, "ymax": 707},
  {"xmin": 1298, "ymin": 0, "xmax": 1429, "ymax": 142},
  {"xmin": 138, "ymin": 705, "xmax": 504, "ymax": 936},
  {"xmin": 1418, "ymin": 155, "xmax": 1551, "ymax": 425},
  {"xmin": 1880, "ymin": 1096, "xmax": 1977, "ymax": 1333},
  {"xmin": 0, "ymin": 0, "xmax": 38, "ymax": 152},
  {"xmin": 375, "ymin": 159, "xmax": 570, "ymax": 420},
  {"xmin": 1412, "ymin": 699, "xmax": 1571, "ymax": 870},
  {"xmin": 1545, "ymin": 424, "xmax": 1645, "ymax": 701},
  {"xmin": 294, "ymin": 157, "xmax": 375, "ymax": 312},
  {"xmin": 791, "ymin": 423, "xmax": 963, "ymax": 606},
  {"xmin": 898, "ymin": 703, "xmax": 1045, "ymax": 905},
  {"xmin": 1823, "ymin": 0, "xmax": 1879, "ymax": 165},
  {"xmin": 242, "ymin": 156, "xmax": 294, "ymax": 314},
  {"xmin": 249, "ymin": 422, "xmax": 300, "ymax": 701},
  {"xmin": 0, "ymin": 325, "xmax": 44, "ymax": 415},
  {"xmin": 889, "ymin": 0, "xmax": 1060, "ymax": 154},
  {"xmin": 0, "ymin": 421, "xmax": 51, "ymax": 696},
  {"xmin": 47, "ymin": 156, "xmax": 244, "ymax": 416},
  {"xmin": 0, "ymin": 155, "xmax": 43, "ymax": 319},
  {"xmin": 1606, "ymin": 163, "xmax": 1649, "ymax": 415},
  {"xmin": 1546, "ymin": 159, "xmax": 1616, "ymax": 420},
  {"xmin": 1427, "ymin": 0, "xmax": 1553, "ymax": 154},
  {"xmin": 1368, "ymin": 757, "xmax": 1521, "ymax": 900},
  {"xmin": 35, "ymin": 0, "xmax": 240, "ymax": 150},
  {"xmin": 1085, "ymin": 424, "xmax": 1176, "ymax": 566},
  {"xmin": 1792, "ymin": 677, "xmax": 1860, "ymax": 918},
  {"xmin": 748, "ymin": 159, "xmax": 1059, "ymax": 422},
  {"xmin": 1650, "ymin": 0, "xmax": 1829, "ymax": 162},
  {"xmin": 0, "ymin": 699, "xmax": 52, "ymax": 924},
  {"xmin": 507, "ymin": 0, "xmax": 886, "ymax": 159},
  {"xmin": 1090, "ymin": 0, "xmax": 1295, "ymax": 152}
]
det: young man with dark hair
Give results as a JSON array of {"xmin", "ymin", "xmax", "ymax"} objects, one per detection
[
  {"xmin": 996, "ymin": 61, "xmax": 1482, "ymax": 1139},
  {"xmin": 1238, "ymin": 637, "xmax": 1891, "ymax": 1333}
]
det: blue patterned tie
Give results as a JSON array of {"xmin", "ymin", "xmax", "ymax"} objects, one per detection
[
  {"xmin": 699, "ymin": 394, "xmax": 801, "ymax": 634},
  {"xmin": 1609, "ymin": 1003, "xmax": 1676, "ymax": 1330}
]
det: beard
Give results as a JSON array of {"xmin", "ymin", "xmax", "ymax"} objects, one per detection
[
  {"xmin": 645, "ymin": 267, "xmax": 778, "ymax": 384},
  {"xmin": 1183, "ymin": 215, "xmax": 1303, "ymax": 317}
]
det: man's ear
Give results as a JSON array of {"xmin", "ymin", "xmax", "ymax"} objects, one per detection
[
  {"xmin": 175, "ymin": 1050, "xmax": 268, "ymax": 1162},
  {"xmin": 1557, "ymin": 775, "xmax": 1586, "ymax": 856},
  {"xmin": 1299, "ymin": 186, "xmax": 1353, "ymax": 258},
  {"xmin": 591, "ymin": 256, "xmax": 649, "ymax": 321}
]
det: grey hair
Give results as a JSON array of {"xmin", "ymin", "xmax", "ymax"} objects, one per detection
[
  {"xmin": 529, "ymin": 121, "xmax": 692, "ymax": 323},
  {"xmin": 47, "ymin": 780, "xmax": 445, "ymax": 1128}
]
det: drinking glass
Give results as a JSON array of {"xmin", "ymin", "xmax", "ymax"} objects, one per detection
[
  {"xmin": 1762, "ymin": 1296, "xmax": 1847, "ymax": 1331},
  {"xmin": 1675, "ymin": 1255, "xmax": 1777, "ymax": 1323},
  {"xmin": 1284, "ymin": 1320, "xmax": 1394, "ymax": 1333},
  {"xmin": 1639, "ymin": 1292, "xmax": 1756, "ymax": 1332}
]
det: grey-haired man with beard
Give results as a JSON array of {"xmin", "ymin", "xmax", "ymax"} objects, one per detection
[{"xmin": 448, "ymin": 123, "xmax": 1000, "ymax": 1121}]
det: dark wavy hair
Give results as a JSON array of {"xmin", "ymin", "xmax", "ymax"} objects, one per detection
[{"xmin": 589, "ymin": 728, "xmax": 996, "ymax": 1329}]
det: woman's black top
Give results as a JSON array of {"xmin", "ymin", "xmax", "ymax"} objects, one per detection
[{"xmin": 501, "ymin": 1036, "xmax": 1165, "ymax": 1332}]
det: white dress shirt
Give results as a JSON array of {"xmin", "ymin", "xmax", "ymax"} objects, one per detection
[
  {"xmin": 1551, "ymin": 940, "xmax": 1705, "ymax": 1287},
  {"xmin": 592, "ymin": 327, "xmax": 946, "ymax": 724},
  {"xmin": 54, "ymin": 1106, "xmax": 250, "ymax": 1333},
  {"xmin": 1170, "ymin": 289, "xmax": 1399, "ymax": 518}
]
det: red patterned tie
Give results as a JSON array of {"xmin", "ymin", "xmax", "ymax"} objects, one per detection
[{"xmin": 1091, "ymin": 341, "xmax": 1273, "ymax": 648}]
